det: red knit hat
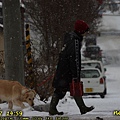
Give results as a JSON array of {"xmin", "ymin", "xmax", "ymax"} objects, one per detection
[{"xmin": 74, "ymin": 20, "xmax": 89, "ymax": 34}]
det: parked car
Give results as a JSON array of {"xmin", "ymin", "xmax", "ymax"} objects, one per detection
[
  {"xmin": 81, "ymin": 68, "xmax": 107, "ymax": 98},
  {"xmin": 81, "ymin": 60, "xmax": 106, "ymax": 80},
  {"xmin": 83, "ymin": 45, "xmax": 102, "ymax": 61},
  {"xmin": 85, "ymin": 34, "xmax": 97, "ymax": 47}
]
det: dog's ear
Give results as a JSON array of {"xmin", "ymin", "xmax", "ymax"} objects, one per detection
[
  {"xmin": 31, "ymin": 90, "xmax": 37, "ymax": 96},
  {"xmin": 24, "ymin": 93, "xmax": 29, "ymax": 99},
  {"xmin": 22, "ymin": 88, "xmax": 30, "ymax": 95}
]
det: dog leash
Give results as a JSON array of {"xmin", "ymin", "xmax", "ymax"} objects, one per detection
[{"xmin": 37, "ymin": 74, "xmax": 54, "ymax": 87}]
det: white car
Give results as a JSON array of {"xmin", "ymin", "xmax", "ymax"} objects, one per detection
[
  {"xmin": 81, "ymin": 68, "xmax": 106, "ymax": 98},
  {"xmin": 81, "ymin": 60, "xmax": 106, "ymax": 82}
]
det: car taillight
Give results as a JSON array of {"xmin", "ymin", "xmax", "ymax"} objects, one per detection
[{"xmin": 100, "ymin": 78, "xmax": 104, "ymax": 84}]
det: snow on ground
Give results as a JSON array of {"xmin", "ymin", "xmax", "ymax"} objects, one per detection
[
  {"xmin": 97, "ymin": 35, "xmax": 120, "ymax": 50},
  {"xmin": 0, "ymin": 14, "xmax": 120, "ymax": 120}
]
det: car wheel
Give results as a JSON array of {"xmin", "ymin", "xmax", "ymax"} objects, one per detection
[
  {"xmin": 104, "ymin": 88, "xmax": 107, "ymax": 95},
  {"xmin": 100, "ymin": 94, "xmax": 105, "ymax": 98}
]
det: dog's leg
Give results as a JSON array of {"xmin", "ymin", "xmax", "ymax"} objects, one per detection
[
  {"xmin": 13, "ymin": 99, "xmax": 26, "ymax": 109},
  {"xmin": 8, "ymin": 101, "xmax": 13, "ymax": 109},
  {"xmin": 12, "ymin": 85, "xmax": 27, "ymax": 109}
]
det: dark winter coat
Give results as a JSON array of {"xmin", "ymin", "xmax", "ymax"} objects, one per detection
[{"xmin": 52, "ymin": 31, "xmax": 83, "ymax": 90}]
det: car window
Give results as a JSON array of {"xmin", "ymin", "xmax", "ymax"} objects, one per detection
[
  {"xmin": 81, "ymin": 69, "xmax": 100, "ymax": 78},
  {"xmin": 86, "ymin": 47, "xmax": 100, "ymax": 52},
  {"xmin": 81, "ymin": 63, "xmax": 102, "ymax": 72}
]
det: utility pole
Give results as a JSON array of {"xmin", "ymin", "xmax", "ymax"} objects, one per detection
[{"xmin": 3, "ymin": 0, "xmax": 25, "ymax": 85}]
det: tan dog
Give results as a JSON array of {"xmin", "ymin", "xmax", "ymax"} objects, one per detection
[{"xmin": 0, "ymin": 80, "xmax": 36, "ymax": 109}]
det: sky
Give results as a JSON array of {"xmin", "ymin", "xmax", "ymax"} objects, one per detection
[{"xmin": 0, "ymin": 8, "xmax": 120, "ymax": 120}]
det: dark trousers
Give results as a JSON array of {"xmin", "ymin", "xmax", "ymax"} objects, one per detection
[{"xmin": 54, "ymin": 88, "xmax": 68, "ymax": 99}]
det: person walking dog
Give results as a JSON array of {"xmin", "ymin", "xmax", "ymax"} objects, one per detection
[{"xmin": 49, "ymin": 20, "xmax": 94, "ymax": 115}]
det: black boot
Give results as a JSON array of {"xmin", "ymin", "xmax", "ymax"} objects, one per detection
[
  {"xmin": 74, "ymin": 96, "xmax": 94, "ymax": 115},
  {"xmin": 49, "ymin": 94, "xmax": 64, "ymax": 115}
]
